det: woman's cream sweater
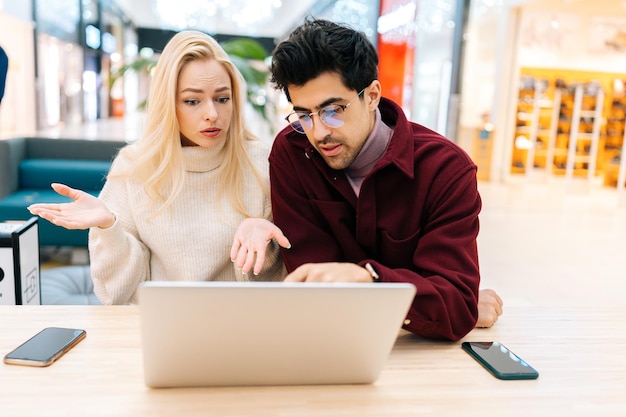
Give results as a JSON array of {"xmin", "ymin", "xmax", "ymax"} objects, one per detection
[{"xmin": 88, "ymin": 139, "xmax": 285, "ymax": 304}]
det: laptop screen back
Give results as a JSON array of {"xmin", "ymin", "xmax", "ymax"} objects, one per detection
[{"xmin": 138, "ymin": 281, "xmax": 416, "ymax": 388}]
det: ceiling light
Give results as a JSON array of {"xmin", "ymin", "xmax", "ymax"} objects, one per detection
[{"xmin": 153, "ymin": 0, "xmax": 283, "ymax": 34}]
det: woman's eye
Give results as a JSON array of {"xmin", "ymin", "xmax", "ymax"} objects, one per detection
[
  {"xmin": 184, "ymin": 99, "xmax": 199, "ymax": 106},
  {"xmin": 216, "ymin": 97, "xmax": 231, "ymax": 104}
]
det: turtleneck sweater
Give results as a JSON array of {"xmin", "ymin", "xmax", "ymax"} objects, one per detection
[
  {"xmin": 345, "ymin": 108, "xmax": 393, "ymax": 196},
  {"xmin": 89, "ymin": 139, "xmax": 285, "ymax": 305}
]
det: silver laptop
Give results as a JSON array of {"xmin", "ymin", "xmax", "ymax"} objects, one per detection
[{"xmin": 137, "ymin": 281, "xmax": 416, "ymax": 388}]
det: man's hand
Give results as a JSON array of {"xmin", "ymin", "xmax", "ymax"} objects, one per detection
[
  {"xmin": 475, "ymin": 288, "xmax": 503, "ymax": 328},
  {"xmin": 230, "ymin": 218, "xmax": 291, "ymax": 275},
  {"xmin": 28, "ymin": 183, "xmax": 115, "ymax": 230},
  {"xmin": 284, "ymin": 262, "xmax": 373, "ymax": 283},
  {"xmin": 286, "ymin": 263, "xmax": 503, "ymax": 327}
]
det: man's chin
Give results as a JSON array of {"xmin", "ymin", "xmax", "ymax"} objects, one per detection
[{"xmin": 322, "ymin": 156, "xmax": 351, "ymax": 171}]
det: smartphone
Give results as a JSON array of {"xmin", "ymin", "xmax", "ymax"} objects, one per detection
[
  {"xmin": 3, "ymin": 327, "xmax": 86, "ymax": 367},
  {"xmin": 462, "ymin": 341, "xmax": 539, "ymax": 380}
]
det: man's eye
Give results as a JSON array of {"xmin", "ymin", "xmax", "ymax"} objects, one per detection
[
  {"xmin": 322, "ymin": 106, "xmax": 339, "ymax": 116},
  {"xmin": 297, "ymin": 113, "xmax": 310, "ymax": 121}
]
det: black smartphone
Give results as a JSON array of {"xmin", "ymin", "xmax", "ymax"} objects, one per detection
[
  {"xmin": 462, "ymin": 341, "xmax": 539, "ymax": 380},
  {"xmin": 3, "ymin": 327, "xmax": 86, "ymax": 367}
]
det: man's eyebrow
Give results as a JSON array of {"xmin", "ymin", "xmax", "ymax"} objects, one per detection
[{"xmin": 292, "ymin": 96, "xmax": 345, "ymax": 112}]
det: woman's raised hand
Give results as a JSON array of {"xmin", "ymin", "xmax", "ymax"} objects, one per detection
[
  {"xmin": 230, "ymin": 218, "xmax": 291, "ymax": 275},
  {"xmin": 28, "ymin": 183, "xmax": 116, "ymax": 230}
]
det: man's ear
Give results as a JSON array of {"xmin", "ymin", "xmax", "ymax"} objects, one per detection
[{"xmin": 366, "ymin": 80, "xmax": 382, "ymax": 110}]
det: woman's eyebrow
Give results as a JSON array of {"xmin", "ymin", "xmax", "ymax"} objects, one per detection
[{"xmin": 179, "ymin": 86, "xmax": 231, "ymax": 94}]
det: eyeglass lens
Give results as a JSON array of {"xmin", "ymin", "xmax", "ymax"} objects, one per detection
[
  {"xmin": 286, "ymin": 89, "xmax": 364, "ymax": 134},
  {"xmin": 287, "ymin": 105, "xmax": 345, "ymax": 133}
]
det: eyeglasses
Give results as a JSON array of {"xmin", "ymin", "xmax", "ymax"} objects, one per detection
[{"xmin": 285, "ymin": 88, "xmax": 366, "ymax": 134}]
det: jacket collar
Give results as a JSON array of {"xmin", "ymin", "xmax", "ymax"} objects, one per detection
[{"xmin": 376, "ymin": 97, "xmax": 415, "ymax": 179}]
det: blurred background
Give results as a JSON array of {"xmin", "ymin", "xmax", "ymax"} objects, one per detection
[
  {"xmin": 1, "ymin": 0, "xmax": 625, "ymax": 308},
  {"xmin": 1, "ymin": 0, "xmax": 625, "ymax": 187}
]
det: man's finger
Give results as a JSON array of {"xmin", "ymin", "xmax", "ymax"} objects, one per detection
[{"xmin": 284, "ymin": 264, "xmax": 311, "ymax": 282}]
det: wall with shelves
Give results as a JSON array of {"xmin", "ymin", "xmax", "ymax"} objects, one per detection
[{"xmin": 510, "ymin": 67, "xmax": 625, "ymax": 185}]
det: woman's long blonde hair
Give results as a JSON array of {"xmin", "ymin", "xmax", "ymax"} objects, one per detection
[{"xmin": 115, "ymin": 30, "xmax": 267, "ymax": 218}]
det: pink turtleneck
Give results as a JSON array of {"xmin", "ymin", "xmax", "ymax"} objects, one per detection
[{"xmin": 345, "ymin": 108, "xmax": 394, "ymax": 196}]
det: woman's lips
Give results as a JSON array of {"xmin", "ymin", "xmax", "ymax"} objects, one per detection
[{"xmin": 202, "ymin": 128, "xmax": 221, "ymax": 138}]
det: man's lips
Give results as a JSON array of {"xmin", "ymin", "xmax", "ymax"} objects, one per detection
[{"xmin": 319, "ymin": 143, "xmax": 342, "ymax": 157}]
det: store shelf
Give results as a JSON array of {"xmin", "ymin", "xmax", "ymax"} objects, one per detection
[
  {"xmin": 510, "ymin": 69, "xmax": 626, "ymax": 187},
  {"xmin": 511, "ymin": 79, "xmax": 559, "ymax": 176},
  {"xmin": 564, "ymin": 85, "xmax": 603, "ymax": 182}
]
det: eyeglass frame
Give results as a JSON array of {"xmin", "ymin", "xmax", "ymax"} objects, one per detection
[{"xmin": 284, "ymin": 88, "xmax": 366, "ymax": 134}]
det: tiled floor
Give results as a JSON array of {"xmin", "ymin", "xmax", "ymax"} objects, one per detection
[{"xmin": 29, "ymin": 115, "xmax": 626, "ymax": 311}]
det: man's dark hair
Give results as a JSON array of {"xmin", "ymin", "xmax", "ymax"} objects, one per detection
[{"xmin": 270, "ymin": 18, "xmax": 378, "ymax": 101}]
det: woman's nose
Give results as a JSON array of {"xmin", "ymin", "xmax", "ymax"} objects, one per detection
[{"xmin": 204, "ymin": 103, "xmax": 218, "ymax": 121}]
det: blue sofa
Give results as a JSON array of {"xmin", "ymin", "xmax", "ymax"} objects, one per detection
[{"xmin": 0, "ymin": 137, "xmax": 126, "ymax": 247}]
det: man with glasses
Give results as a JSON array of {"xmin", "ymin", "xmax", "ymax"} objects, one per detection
[{"xmin": 267, "ymin": 18, "xmax": 502, "ymax": 341}]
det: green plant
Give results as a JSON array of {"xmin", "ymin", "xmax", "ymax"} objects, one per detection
[
  {"xmin": 221, "ymin": 38, "xmax": 271, "ymax": 120},
  {"xmin": 108, "ymin": 57, "xmax": 158, "ymax": 90}
]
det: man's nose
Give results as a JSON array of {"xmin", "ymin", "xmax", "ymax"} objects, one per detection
[{"xmin": 309, "ymin": 113, "xmax": 331, "ymax": 140}]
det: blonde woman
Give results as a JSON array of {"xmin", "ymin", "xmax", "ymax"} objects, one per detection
[{"xmin": 29, "ymin": 31, "xmax": 289, "ymax": 304}]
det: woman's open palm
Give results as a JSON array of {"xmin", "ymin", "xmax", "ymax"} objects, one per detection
[{"xmin": 28, "ymin": 183, "xmax": 114, "ymax": 230}]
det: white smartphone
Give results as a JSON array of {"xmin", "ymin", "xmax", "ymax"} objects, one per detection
[{"xmin": 3, "ymin": 327, "xmax": 86, "ymax": 367}]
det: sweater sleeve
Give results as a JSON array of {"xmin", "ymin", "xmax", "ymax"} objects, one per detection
[{"xmin": 88, "ymin": 158, "xmax": 151, "ymax": 305}]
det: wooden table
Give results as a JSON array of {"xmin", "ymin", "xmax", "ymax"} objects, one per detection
[{"xmin": 1, "ymin": 306, "xmax": 624, "ymax": 416}]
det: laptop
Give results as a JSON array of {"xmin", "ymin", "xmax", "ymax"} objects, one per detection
[{"xmin": 137, "ymin": 281, "xmax": 416, "ymax": 388}]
